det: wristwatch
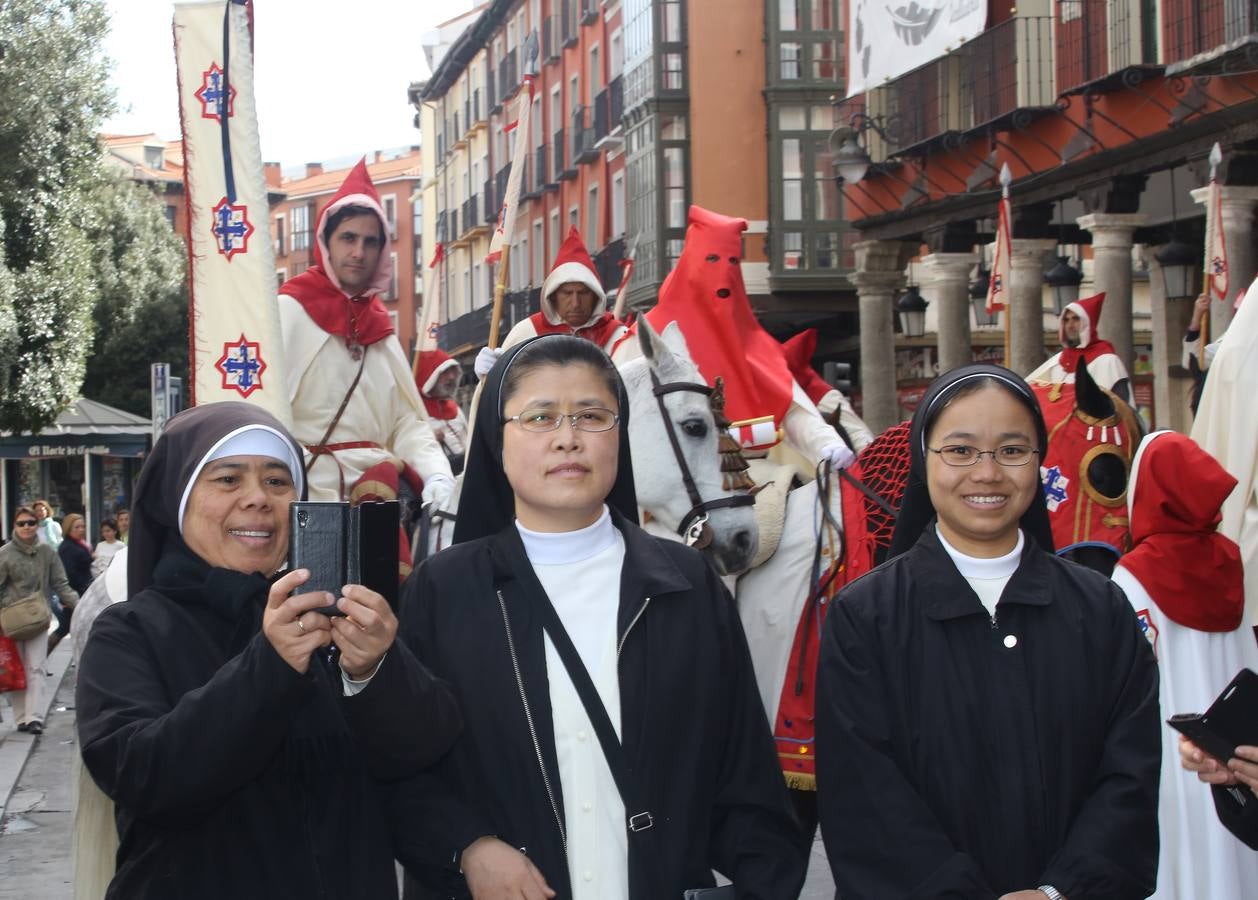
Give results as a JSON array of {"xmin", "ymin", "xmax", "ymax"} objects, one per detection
[{"xmin": 1038, "ymin": 886, "xmax": 1064, "ymax": 900}]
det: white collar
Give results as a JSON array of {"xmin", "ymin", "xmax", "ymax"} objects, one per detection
[
  {"xmin": 936, "ymin": 525, "xmax": 1024, "ymax": 580},
  {"xmin": 516, "ymin": 506, "xmax": 616, "ymax": 566}
]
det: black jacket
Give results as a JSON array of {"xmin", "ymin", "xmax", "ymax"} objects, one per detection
[
  {"xmin": 58, "ymin": 538, "xmax": 93, "ymax": 595},
  {"xmin": 391, "ymin": 512, "xmax": 807, "ymax": 899},
  {"xmin": 1213, "ymin": 785, "xmax": 1258, "ymax": 850},
  {"xmin": 76, "ymin": 543, "xmax": 461, "ymax": 900},
  {"xmin": 817, "ymin": 525, "xmax": 1161, "ymax": 899}
]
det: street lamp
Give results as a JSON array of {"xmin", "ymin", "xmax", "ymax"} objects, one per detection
[
  {"xmin": 829, "ymin": 125, "xmax": 871, "ymax": 184},
  {"xmin": 1045, "ymin": 255, "xmax": 1084, "ymax": 314},
  {"xmin": 969, "ymin": 262, "xmax": 998, "ymax": 327},
  {"xmin": 1155, "ymin": 238, "xmax": 1197, "ymax": 301},
  {"xmin": 897, "ymin": 284, "xmax": 929, "ymax": 337}
]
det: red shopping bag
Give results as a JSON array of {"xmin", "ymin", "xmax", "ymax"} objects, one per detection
[{"xmin": 0, "ymin": 635, "xmax": 27, "ymax": 693}]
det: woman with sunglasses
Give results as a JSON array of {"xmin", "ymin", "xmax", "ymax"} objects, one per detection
[
  {"xmin": 1, "ymin": 507, "xmax": 79, "ymax": 734},
  {"xmin": 816, "ymin": 364, "xmax": 1160, "ymax": 900},
  {"xmin": 392, "ymin": 334, "xmax": 805, "ymax": 900}
]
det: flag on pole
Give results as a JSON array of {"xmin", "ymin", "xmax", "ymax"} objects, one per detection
[
  {"xmin": 486, "ymin": 76, "xmax": 534, "ymax": 266},
  {"xmin": 174, "ymin": 0, "xmax": 291, "ymax": 425},
  {"xmin": 987, "ymin": 192, "xmax": 1012, "ymax": 314},
  {"xmin": 416, "ymin": 243, "xmax": 445, "ymax": 354},
  {"xmin": 1206, "ymin": 177, "xmax": 1229, "ymax": 301}
]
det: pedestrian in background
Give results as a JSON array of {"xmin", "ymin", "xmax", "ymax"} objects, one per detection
[
  {"xmin": 52, "ymin": 513, "xmax": 92, "ymax": 653},
  {"xmin": 817, "ymin": 364, "xmax": 1160, "ymax": 900},
  {"xmin": 0, "ymin": 506, "xmax": 79, "ymax": 735},
  {"xmin": 75, "ymin": 402, "xmax": 460, "ymax": 899},
  {"xmin": 115, "ymin": 508, "xmax": 129, "ymax": 544},
  {"xmin": 91, "ymin": 517, "xmax": 123, "ymax": 579},
  {"xmin": 32, "ymin": 499, "xmax": 62, "ymax": 548}
]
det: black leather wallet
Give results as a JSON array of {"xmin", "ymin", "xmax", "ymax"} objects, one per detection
[{"xmin": 288, "ymin": 500, "xmax": 399, "ymax": 615}]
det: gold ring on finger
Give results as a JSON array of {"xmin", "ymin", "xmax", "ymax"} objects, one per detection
[{"xmin": 297, "ymin": 617, "xmax": 307, "ymax": 635}]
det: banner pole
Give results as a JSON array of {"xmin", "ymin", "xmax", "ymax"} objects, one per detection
[{"xmin": 488, "ymin": 243, "xmax": 512, "ymax": 350}]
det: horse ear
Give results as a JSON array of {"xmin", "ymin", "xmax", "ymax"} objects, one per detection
[
  {"xmin": 637, "ymin": 315, "xmax": 668, "ymax": 363},
  {"xmin": 1074, "ymin": 358, "xmax": 1115, "ymax": 419},
  {"xmin": 660, "ymin": 321, "xmax": 693, "ymax": 360}
]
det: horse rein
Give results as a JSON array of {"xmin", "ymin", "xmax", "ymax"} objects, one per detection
[{"xmin": 649, "ymin": 370, "xmax": 755, "ymax": 546}]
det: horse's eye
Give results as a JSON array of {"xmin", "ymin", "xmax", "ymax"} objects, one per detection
[{"xmin": 680, "ymin": 418, "xmax": 708, "ymax": 438}]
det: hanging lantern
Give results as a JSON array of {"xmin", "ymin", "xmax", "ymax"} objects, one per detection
[
  {"xmin": 1155, "ymin": 238, "xmax": 1197, "ymax": 301},
  {"xmin": 1044, "ymin": 255, "xmax": 1083, "ymax": 314},
  {"xmin": 969, "ymin": 262, "xmax": 997, "ymax": 327},
  {"xmin": 896, "ymin": 285, "xmax": 929, "ymax": 338}
]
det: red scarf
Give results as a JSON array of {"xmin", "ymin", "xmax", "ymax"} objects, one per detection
[
  {"xmin": 1056, "ymin": 339, "xmax": 1118, "ymax": 376},
  {"xmin": 529, "ymin": 310, "xmax": 624, "ymax": 349},
  {"xmin": 422, "ymin": 396, "xmax": 459, "ymax": 420},
  {"xmin": 281, "ymin": 266, "xmax": 394, "ymax": 346},
  {"xmin": 1121, "ymin": 432, "xmax": 1244, "ymax": 631}
]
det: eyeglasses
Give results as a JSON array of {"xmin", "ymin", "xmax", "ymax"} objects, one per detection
[
  {"xmin": 15, "ymin": 520, "xmax": 37, "ymax": 528},
  {"xmin": 927, "ymin": 444, "xmax": 1039, "ymax": 467},
  {"xmin": 504, "ymin": 407, "xmax": 620, "ymax": 433}
]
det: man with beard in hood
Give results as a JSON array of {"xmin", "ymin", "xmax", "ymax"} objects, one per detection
[
  {"xmin": 414, "ymin": 348, "xmax": 468, "ymax": 475},
  {"xmin": 1027, "ymin": 292, "xmax": 1132, "ymax": 404},
  {"xmin": 278, "ymin": 159, "xmax": 454, "ymax": 511}
]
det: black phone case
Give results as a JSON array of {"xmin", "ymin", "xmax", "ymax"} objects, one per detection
[
  {"xmin": 289, "ymin": 500, "xmax": 400, "ymax": 616},
  {"xmin": 1168, "ymin": 668, "xmax": 1258, "ymax": 763}
]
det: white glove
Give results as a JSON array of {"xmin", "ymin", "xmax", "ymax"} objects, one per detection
[
  {"xmin": 474, "ymin": 346, "xmax": 503, "ymax": 378},
  {"xmin": 820, "ymin": 442, "xmax": 856, "ymax": 472},
  {"xmin": 421, "ymin": 473, "xmax": 455, "ymax": 509}
]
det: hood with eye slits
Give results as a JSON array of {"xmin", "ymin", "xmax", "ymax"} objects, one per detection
[{"xmin": 645, "ymin": 206, "xmax": 793, "ymax": 430}]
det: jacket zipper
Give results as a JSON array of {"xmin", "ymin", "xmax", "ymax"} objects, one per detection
[
  {"xmin": 496, "ymin": 589, "xmax": 567, "ymax": 854},
  {"xmin": 617, "ymin": 596, "xmax": 651, "ymax": 660}
]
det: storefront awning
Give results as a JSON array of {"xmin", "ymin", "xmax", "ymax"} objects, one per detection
[{"xmin": 0, "ymin": 398, "xmax": 151, "ymax": 459}]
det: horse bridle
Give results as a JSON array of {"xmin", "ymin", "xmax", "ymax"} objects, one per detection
[{"xmin": 649, "ymin": 370, "xmax": 755, "ymax": 546}]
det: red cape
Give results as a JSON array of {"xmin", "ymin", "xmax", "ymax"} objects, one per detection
[
  {"xmin": 529, "ymin": 310, "xmax": 625, "ymax": 348},
  {"xmin": 1122, "ymin": 431, "xmax": 1244, "ymax": 631},
  {"xmin": 1056, "ymin": 339, "xmax": 1120, "ymax": 376},
  {"xmin": 780, "ymin": 329, "xmax": 832, "ymax": 406},
  {"xmin": 645, "ymin": 207, "xmax": 792, "ymax": 427}
]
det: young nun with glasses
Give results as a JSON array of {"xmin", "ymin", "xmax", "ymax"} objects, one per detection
[
  {"xmin": 391, "ymin": 334, "xmax": 806, "ymax": 900},
  {"xmin": 816, "ymin": 364, "xmax": 1161, "ymax": 900}
]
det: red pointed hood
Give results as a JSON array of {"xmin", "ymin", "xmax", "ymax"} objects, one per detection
[
  {"xmin": 280, "ymin": 158, "xmax": 394, "ymax": 346},
  {"xmin": 414, "ymin": 349, "xmax": 461, "ymax": 419},
  {"xmin": 1061, "ymin": 291, "xmax": 1106, "ymax": 349},
  {"xmin": 540, "ymin": 226, "xmax": 607, "ymax": 327},
  {"xmin": 313, "ymin": 158, "xmax": 394, "ymax": 298},
  {"xmin": 780, "ymin": 329, "xmax": 833, "ymax": 406},
  {"xmin": 645, "ymin": 206, "xmax": 793, "ymax": 431},
  {"xmin": 1120, "ymin": 430, "xmax": 1244, "ymax": 631}
]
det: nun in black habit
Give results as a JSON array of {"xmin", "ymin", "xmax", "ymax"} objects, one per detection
[
  {"xmin": 391, "ymin": 334, "xmax": 806, "ymax": 900},
  {"xmin": 816, "ymin": 364, "xmax": 1160, "ymax": 900},
  {"xmin": 75, "ymin": 402, "xmax": 460, "ymax": 900}
]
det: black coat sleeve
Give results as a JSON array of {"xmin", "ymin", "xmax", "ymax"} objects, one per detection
[
  {"xmin": 1212, "ymin": 784, "xmax": 1258, "ymax": 850},
  {"xmin": 702, "ymin": 565, "xmax": 809, "ymax": 899},
  {"xmin": 340, "ymin": 639, "xmax": 462, "ymax": 781},
  {"xmin": 76, "ymin": 606, "xmax": 314, "ymax": 826},
  {"xmin": 1039, "ymin": 584, "xmax": 1161, "ymax": 899},
  {"xmin": 816, "ymin": 592, "xmax": 999, "ymax": 899},
  {"xmin": 387, "ymin": 562, "xmax": 496, "ymax": 887}
]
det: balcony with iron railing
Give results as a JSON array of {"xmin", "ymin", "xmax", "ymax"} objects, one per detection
[
  {"xmin": 483, "ymin": 178, "xmax": 496, "ymax": 224},
  {"xmin": 535, "ymin": 145, "xmax": 553, "ymax": 191},
  {"xmin": 498, "ymin": 49, "xmax": 519, "ymax": 102},
  {"xmin": 581, "ymin": 0, "xmax": 599, "ymax": 25},
  {"xmin": 555, "ymin": 128, "xmax": 576, "ymax": 180},
  {"xmin": 439, "ymin": 287, "xmax": 539, "ymax": 352},
  {"xmin": 521, "ymin": 155, "xmax": 542, "ymax": 200},
  {"xmin": 593, "ymin": 236, "xmax": 627, "ymax": 294},
  {"xmin": 496, "ymin": 164, "xmax": 510, "ymax": 206},
  {"xmin": 488, "ymin": 64, "xmax": 499, "ymax": 111},
  {"xmin": 460, "ymin": 195, "xmax": 482, "ymax": 237},
  {"xmin": 572, "ymin": 106, "xmax": 598, "ymax": 164},
  {"xmin": 1162, "ymin": 0, "xmax": 1258, "ymax": 67}
]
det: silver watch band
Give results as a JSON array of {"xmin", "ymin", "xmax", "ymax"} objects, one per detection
[{"xmin": 1037, "ymin": 886, "xmax": 1063, "ymax": 900}]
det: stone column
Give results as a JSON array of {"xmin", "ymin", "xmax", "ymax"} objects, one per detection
[
  {"xmin": 1191, "ymin": 185, "xmax": 1258, "ymax": 335},
  {"xmin": 1077, "ymin": 213, "xmax": 1146, "ymax": 376},
  {"xmin": 1007, "ymin": 238, "xmax": 1056, "ymax": 376},
  {"xmin": 1141, "ymin": 244, "xmax": 1196, "ymax": 433},
  {"xmin": 921, "ymin": 252, "xmax": 977, "ymax": 373},
  {"xmin": 852, "ymin": 240, "xmax": 906, "ymax": 435}
]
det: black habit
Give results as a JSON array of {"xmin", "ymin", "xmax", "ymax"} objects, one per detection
[{"xmin": 390, "ymin": 512, "xmax": 808, "ymax": 899}]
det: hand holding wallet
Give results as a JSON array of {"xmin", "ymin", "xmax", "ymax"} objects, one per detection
[{"xmin": 1168, "ymin": 668, "xmax": 1258, "ymax": 764}]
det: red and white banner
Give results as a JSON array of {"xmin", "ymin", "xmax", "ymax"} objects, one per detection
[
  {"xmin": 174, "ymin": 0, "xmax": 290, "ymax": 424},
  {"xmin": 486, "ymin": 75, "xmax": 534, "ymax": 265},
  {"xmin": 417, "ymin": 243, "xmax": 445, "ymax": 354},
  {"xmin": 1206, "ymin": 178, "xmax": 1230, "ymax": 301},
  {"xmin": 987, "ymin": 194, "xmax": 1012, "ymax": 314}
]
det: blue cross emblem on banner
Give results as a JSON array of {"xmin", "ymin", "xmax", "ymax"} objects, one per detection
[
  {"xmin": 210, "ymin": 197, "xmax": 254, "ymax": 260},
  {"xmin": 195, "ymin": 63, "xmax": 236, "ymax": 122},
  {"xmin": 1040, "ymin": 464, "xmax": 1070, "ymax": 512},
  {"xmin": 215, "ymin": 335, "xmax": 268, "ymax": 398},
  {"xmin": 1211, "ymin": 255, "xmax": 1227, "ymax": 276}
]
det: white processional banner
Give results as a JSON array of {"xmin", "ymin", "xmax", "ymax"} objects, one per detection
[
  {"xmin": 486, "ymin": 77, "xmax": 534, "ymax": 265},
  {"xmin": 174, "ymin": 0, "xmax": 291, "ymax": 425},
  {"xmin": 847, "ymin": 0, "xmax": 988, "ymax": 97}
]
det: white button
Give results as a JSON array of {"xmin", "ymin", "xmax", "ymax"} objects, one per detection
[
  {"xmin": 582, "ymin": 802, "xmax": 593, "ymax": 812},
  {"xmin": 1003, "ymin": 634, "xmax": 1018, "ymax": 649},
  {"xmin": 577, "ymin": 730, "xmax": 588, "ymax": 742},
  {"xmin": 583, "ymin": 871, "xmax": 594, "ymax": 881}
]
